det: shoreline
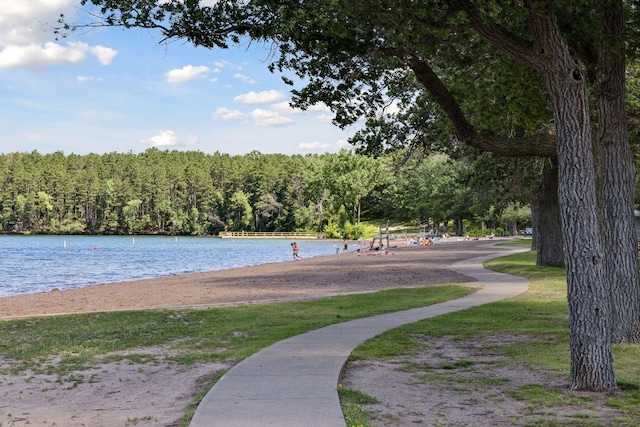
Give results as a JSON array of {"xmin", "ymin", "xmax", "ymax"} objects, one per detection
[{"xmin": 0, "ymin": 240, "xmax": 505, "ymax": 320}]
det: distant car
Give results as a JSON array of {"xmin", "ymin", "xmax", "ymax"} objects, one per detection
[{"xmin": 525, "ymin": 227, "xmax": 533, "ymax": 235}]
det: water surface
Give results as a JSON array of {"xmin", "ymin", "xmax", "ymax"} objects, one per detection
[{"xmin": 0, "ymin": 235, "xmax": 340, "ymax": 297}]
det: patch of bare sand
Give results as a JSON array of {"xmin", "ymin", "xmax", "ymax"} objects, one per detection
[
  {"xmin": 341, "ymin": 336, "xmax": 623, "ymax": 426},
  {"xmin": 0, "ymin": 358, "xmax": 225, "ymax": 427},
  {"xmin": 0, "ymin": 239, "xmax": 545, "ymax": 427}
]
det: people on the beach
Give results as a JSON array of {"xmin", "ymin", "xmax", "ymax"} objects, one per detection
[
  {"xmin": 343, "ymin": 240, "xmax": 348, "ymax": 253},
  {"xmin": 291, "ymin": 242, "xmax": 302, "ymax": 259}
]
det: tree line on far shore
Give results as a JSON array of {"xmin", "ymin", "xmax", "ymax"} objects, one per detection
[{"xmin": 0, "ymin": 148, "xmax": 535, "ymax": 237}]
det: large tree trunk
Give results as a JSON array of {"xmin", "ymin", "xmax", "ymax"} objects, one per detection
[
  {"xmin": 593, "ymin": 4, "xmax": 640, "ymax": 343},
  {"xmin": 530, "ymin": 10, "xmax": 616, "ymax": 392},
  {"xmin": 531, "ymin": 160, "xmax": 564, "ymax": 267},
  {"xmin": 434, "ymin": 0, "xmax": 622, "ymax": 391}
]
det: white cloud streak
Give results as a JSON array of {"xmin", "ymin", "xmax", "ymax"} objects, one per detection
[
  {"xmin": 213, "ymin": 107, "xmax": 245, "ymax": 121},
  {"xmin": 234, "ymin": 73, "xmax": 257, "ymax": 84},
  {"xmin": 165, "ymin": 65, "xmax": 210, "ymax": 84},
  {"xmin": 141, "ymin": 130, "xmax": 180, "ymax": 147},
  {"xmin": 249, "ymin": 109, "xmax": 293, "ymax": 127},
  {"xmin": 298, "ymin": 141, "xmax": 332, "ymax": 150},
  {"xmin": 234, "ymin": 90, "xmax": 284, "ymax": 105},
  {"xmin": 77, "ymin": 75, "xmax": 102, "ymax": 83}
]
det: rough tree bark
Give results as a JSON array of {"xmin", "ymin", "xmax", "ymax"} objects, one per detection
[
  {"xmin": 531, "ymin": 160, "xmax": 564, "ymax": 267},
  {"xmin": 593, "ymin": 5, "xmax": 640, "ymax": 343},
  {"xmin": 530, "ymin": 8, "xmax": 615, "ymax": 391}
]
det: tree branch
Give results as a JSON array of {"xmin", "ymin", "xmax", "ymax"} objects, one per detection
[
  {"xmin": 408, "ymin": 55, "xmax": 556, "ymax": 158},
  {"xmin": 446, "ymin": 0, "xmax": 539, "ymax": 68}
]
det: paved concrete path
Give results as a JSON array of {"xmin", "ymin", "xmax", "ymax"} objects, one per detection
[{"xmin": 190, "ymin": 244, "xmax": 529, "ymax": 426}]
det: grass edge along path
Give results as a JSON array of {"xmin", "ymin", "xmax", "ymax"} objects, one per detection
[
  {"xmin": 339, "ymin": 249, "xmax": 640, "ymax": 427},
  {"xmin": 0, "ymin": 283, "xmax": 477, "ymax": 426}
]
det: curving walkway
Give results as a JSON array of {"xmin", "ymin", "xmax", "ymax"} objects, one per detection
[{"xmin": 190, "ymin": 244, "xmax": 530, "ymax": 426}]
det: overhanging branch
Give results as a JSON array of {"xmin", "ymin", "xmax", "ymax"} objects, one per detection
[{"xmin": 409, "ymin": 55, "xmax": 556, "ymax": 158}]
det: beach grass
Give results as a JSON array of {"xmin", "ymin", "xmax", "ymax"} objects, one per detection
[
  {"xmin": 0, "ymin": 283, "xmax": 475, "ymax": 426},
  {"xmin": 342, "ymin": 249, "xmax": 640, "ymax": 426},
  {"xmin": 0, "ymin": 285, "xmax": 474, "ymax": 374}
]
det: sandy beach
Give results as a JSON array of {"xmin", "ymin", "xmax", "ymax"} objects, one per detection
[{"xmin": 0, "ymin": 239, "xmax": 496, "ymax": 320}]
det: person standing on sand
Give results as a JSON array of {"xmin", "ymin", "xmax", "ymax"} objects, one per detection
[{"xmin": 291, "ymin": 242, "xmax": 302, "ymax": 260}]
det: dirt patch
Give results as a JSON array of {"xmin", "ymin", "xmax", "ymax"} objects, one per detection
[
  {"xmin": 0, "ymin": 357, "xmax": 228, "ymax": 427},
  {"xmin": 341, "ymin": 335, "xmax": 623, "ymax": 426}
]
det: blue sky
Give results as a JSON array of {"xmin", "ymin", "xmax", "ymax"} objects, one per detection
[{"xmin": 0, "ymin": 1, "xmax": 362, "ymax": 156}]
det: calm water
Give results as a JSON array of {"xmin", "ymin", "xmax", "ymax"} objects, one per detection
[{"xmin": 0, "ymin": 235, "xmax": 341, "ymax": 297}]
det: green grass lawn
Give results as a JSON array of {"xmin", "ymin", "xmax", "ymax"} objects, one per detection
[{"xmin": 0, "ymin": 282, "xmax": 475, "ymax": 425}]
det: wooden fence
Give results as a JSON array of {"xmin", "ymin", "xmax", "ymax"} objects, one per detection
[{"xmin": 218, "ymin": 231, "xmax": 326, "ymax": 239}]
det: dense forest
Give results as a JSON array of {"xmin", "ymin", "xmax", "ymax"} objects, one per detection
[{"xmin": 0, "ymin": 148, "xmax": 533, "ymax": 237}]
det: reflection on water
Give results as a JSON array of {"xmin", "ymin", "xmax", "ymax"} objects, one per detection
[{"xmin": 0, "ymin": 236, "xmax": 339, "ymax": 297}]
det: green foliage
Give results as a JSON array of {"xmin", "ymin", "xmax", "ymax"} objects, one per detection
[
  {"xmin": 342, "ymin": 222, "xmax": 378, "ymax": 239},
  {"xmin": 323, "ymin": 221, "xmax": 341, "ymax": 239},
  {"xmin": 320, "ymin": 150, "xmax": 390, "ymax": 225},
  {"xmin": 0, "ymin": 149, "xmax": 532, "ymax": 236}
]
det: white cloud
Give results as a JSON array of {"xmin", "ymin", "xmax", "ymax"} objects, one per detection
[
  {"xmin": 336, "ymin": 139, "xmax": 351, "ymax": 149},
  {"xmin": 298, "ymin": 141, "xmax": 332, "ymax": 151},
  {"xmin": 249, "ymin": 109, "xmax": 293, "ymax": 127},
  {"xmin": 77, "ymin": 75, "xmax": 102, "ymax": 83},
  {"xmin": 0, "ymin": 0, "xmax": 74, "ymax": 46},
  {"xmin": 272, "ymin": 101, "xmax": 333, "ymax": 116},
  {"xmin": 0, "ymin": 42, "xmax": 86, "ymax": 69},
  {"xmin": 234, "ymin": 73, "xmax": 257, "ymax": 84},
  {"xmin": 165, "ymin": 65, "xmax": 210, "ymax": 84},
  {"xmin": 213, "ymin": 107, "xmax": 245, "ymax": 121},
  {"xmin": 141, "ymin": 130, "xmax": 180, "ymax": 148},
  {"xmin": 182, "ymin": 134, "xmax": 199, "ymax": 147},
  {"xmin": 299, "ymin": 139, "xmax": 350, "ymax": 151},
  {"xmin": 213, "ymin": 59, "xmax": 241, "ymax": 70},
  {"xmin": 271, "ymin": 101, "xmax": 300, "ymax": 114},
  {"xmin": 306, "ymin": 103, "xmax": 331, "ymax": 112},
  {"xmin": 90, "ymin": 45, "xmax": 118, "ymax": 65},
  {"xmin": 234, "ymin": 90, "xmax": 284, "ymax": 105},
  {"xmin": 0, "ymin": 1, "xmax": 118, "ymax": 70},
  {"xmin": 317, "ymin": 113, "xmax": 335, "ymax": 122},
  {"xmin": 0, "ymin": 42, "xmax": 117, "ymax": 70}
]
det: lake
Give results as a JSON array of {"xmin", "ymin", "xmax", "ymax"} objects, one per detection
[{"xmin": 0, "ymin": 235, "xmax": 342, "ymax": 297}]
